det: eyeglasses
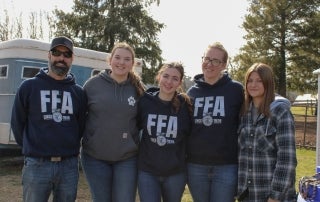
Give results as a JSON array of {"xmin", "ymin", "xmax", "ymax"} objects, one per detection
[
  {"xmin": 202, "ymin": 57, "xmax": 223, "ymax": 66},
  {"xmin": 51, "ymin": 49, "xmax": 73, "ymax": 58}
]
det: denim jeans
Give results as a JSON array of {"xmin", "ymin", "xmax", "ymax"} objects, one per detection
[
  {"xmin": 187, "ymin": 163, "xmax": 238, "ymax": 202},
  {"xmin": 138, "ymin": 170, "xmax": 186, "ymax": 202},
  {"xmin": 22, "ymin": 156, "xmax": 79, "ymax": 202},
  {"xmin": 81, "ymin": 151, "xmax": 137, "ymax": 202}
]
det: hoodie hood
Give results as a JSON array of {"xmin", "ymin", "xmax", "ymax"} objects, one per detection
[
  {"xmin": 143, "ymin": 87, "xmax": 164, "ymax": 104},
  {"xmin": 265, "ymin": 94, "xmax": 291, "ymax": 135},
  {"xmin": 36, "ymin": 67, "xmax": 76, "ymax": 85},
  {"xmin": 98, "ymin": 69, "xmax": 131, "ymax": 85},
  {"xmin": 193, "ymin": 72, "xmax": 231, "ymax": 88},
  {"xmin": 144, "ymin": 87, "xmax": 185, "ymax": 107},
  {"xmin": 97, "ymin": 69, "xmax": 133, "ymax": 101},
  {"xmin": 270, "ymin": 94, "xmax": 291, "ymax": 111},
  {"xmin": 145, "ymin": 87, "xmax": 160, "ymax": 96}
]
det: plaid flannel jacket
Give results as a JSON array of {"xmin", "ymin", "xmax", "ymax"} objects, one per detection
[{"xmin": 237, "ymin": 102, "xmax": 297, "ymax": 202}]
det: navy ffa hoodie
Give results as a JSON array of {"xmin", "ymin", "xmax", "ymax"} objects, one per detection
[
  {"xmin": 11, "ymin": 68, "xmax": 87, "ymax": 157},
  {"xmin": 137, "ymin": 88, "xmax": 192, "ymax": 176},
  {"xmin": 187, "ymin": 72, "xmax": 244, "ymax": 165}
]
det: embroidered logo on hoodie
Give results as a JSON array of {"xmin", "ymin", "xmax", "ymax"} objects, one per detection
[{"xmin": 128, "ymin": 96, "xmax": 136, "ymax": 106}]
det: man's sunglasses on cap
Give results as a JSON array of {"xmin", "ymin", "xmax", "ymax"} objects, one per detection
[{"xmin": 51, "ymin": 49, "xmax": 73, "ymax": 58}]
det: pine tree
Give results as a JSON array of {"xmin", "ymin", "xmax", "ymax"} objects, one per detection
[
  {"xmin": 233, "ymin": 0, "xmax": 320, "ymax": 96},
  {"xmin": 52, "ymin": 0, "xmax": 164, "ymax": 72}
]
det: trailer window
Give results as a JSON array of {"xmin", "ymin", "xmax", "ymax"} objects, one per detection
[
  {"xmin": 22, "ymin": 66, "xmax": 40, "ymax": 79},
  {"xmin": 0, "ymin": 65, "xmax": 8, "ymax": 78}
]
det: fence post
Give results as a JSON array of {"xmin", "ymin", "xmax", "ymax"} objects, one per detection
[
  {"xmin": 303, "ymin": 105, "xmax": 307, "ymax": 147},
  {"xmin": 312, "ymin": 69, "xmax": 320, "ymax": 167}
]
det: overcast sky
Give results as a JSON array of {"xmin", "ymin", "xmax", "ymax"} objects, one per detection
[{"xmin": 1, "ymin": 0, "xmax": 249, "ymax": 77}]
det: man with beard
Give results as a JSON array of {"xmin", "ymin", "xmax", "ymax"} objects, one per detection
[{"xmin": 11, "ymin": 36, "xmax": 87, "ymax": 202}]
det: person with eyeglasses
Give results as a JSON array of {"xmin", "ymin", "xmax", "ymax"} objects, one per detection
[
  {"xmin": 186, "ymin": 42, "xmax": 244, "ymax": 202},
  {"xmin": 10, "ymin": 36, "xmax": 87, "ymax": 201}
]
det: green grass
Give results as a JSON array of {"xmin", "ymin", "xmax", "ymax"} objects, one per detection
[
  {"xmin": 296, "ymin": 148, "xmax": 317, "ymax": 190},
  {"xmin": 291, "ymin": 105, "xmax": 317, "ymax": 116}
]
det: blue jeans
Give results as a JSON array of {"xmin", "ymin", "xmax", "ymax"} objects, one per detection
[
  {"xmin": 187, "ymin": 163, "xmax": 238, "ymax": 202},
  {"xmin": 22, "ymin": 156, "xmax": 79, "ymax": 202},
  {"xmin": 138, "ymin": 170, "xmax": 186, "ymax": 202},
  {"xmin": 81, "ymin": 151, "xmax": 137, "ymax": 202}
]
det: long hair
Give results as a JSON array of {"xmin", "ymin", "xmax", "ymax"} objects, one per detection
[
  {"xmin": 243, "ymin": 63, "xmax": 275, "ymax": 117},
  {"xmin": 156, "ymin": 62, "xmax": 192, "ymax": 115},
  {"xmin": 110, "ymin": 42, "xmax": 145, "ymax": 97}
]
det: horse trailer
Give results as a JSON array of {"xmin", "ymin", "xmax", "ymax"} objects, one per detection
[{"xmin": 0, "ymin": 38, "xmax": 143, "ymax": 148}]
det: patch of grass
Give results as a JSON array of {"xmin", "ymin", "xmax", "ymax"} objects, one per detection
[
  {"xmin": 291, "ymin": 105, "xmax": 316, "ymax": 116},
  {"xmin": 181, "ymin": 186, "xmax": 192, "ymax": 202},
  {"xmin": 296, "ymin": 148, "xmax": 316, "ymax": 190}
]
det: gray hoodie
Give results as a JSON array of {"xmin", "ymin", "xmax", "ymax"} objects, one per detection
[{"xmin": 82, "ymin": 69, "xmax": 139, "ymax": 161}]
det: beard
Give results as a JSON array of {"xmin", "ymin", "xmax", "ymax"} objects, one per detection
[{"xmin": 49, "ymin": 61, "xmax": 70, "ymax": 76}]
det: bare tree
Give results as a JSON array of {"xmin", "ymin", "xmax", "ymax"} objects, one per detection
[
  {"xmin": 0, "ymin": 8, "xmax": 53, "ymax": 41},
  {"xmin": 0, "ymin": 10, "xmax": 10, "ymax": 41}
]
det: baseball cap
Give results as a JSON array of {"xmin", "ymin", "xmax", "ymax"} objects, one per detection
[{"xmin": 50, "ymin": 36, "xmax": 74, "ymax": 53}]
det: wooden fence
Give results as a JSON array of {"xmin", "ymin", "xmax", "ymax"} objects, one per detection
[{"xmin": 292, "ymin": 100, "xmax": 317, "ymax": 149}]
